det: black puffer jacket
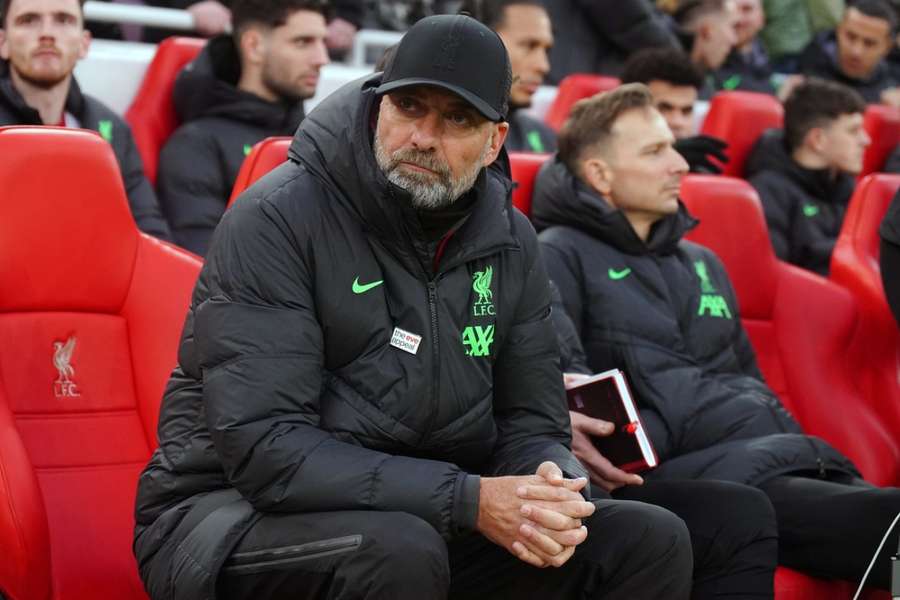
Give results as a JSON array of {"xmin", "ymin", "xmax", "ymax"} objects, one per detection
[
  {"xmin": 0, "ymin": 69, "xmax": 171, "ymax": 241},
  {"xmin": 798, "ymin": 31, "xmax": 900, "ymax": 104},
  {"xmin": 533, "ymin": 156, "xmax": 858, "ymax": 486},
  {"xmin": 157, "ymin": 35, "xmax": 306, "ymax": 256},
  {"xmin": 746, "ymin": 129, "xmax": 855, "ymax": 275},
  {"xmin": 540, "ymin": 0, "xmax": 680, "ymax": 82},
  {"xmin": 134, "ymin": 74, "xmax": 582, "ymax": 599}
]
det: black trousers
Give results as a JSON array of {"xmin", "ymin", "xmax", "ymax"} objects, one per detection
[
  {"xmin": 759, "ymin": 475, "xmax": 900, "ymax": 590},
  {"xmin": 217, "ymin": 499, "xmax": 693, "ymax": 600},
  {"xmin": 615, "ymin": 480, "xmax": 778, "ymax": 599}
]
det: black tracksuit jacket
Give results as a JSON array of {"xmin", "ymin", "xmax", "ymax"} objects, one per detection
[
  {"xmin": 134, "ymin": 74, "xmax": 584, "ymax": 599},
  {"xmin": 746, "ymin": 129, "xmax": 855, "ymax": 275},
  {"xmin": 156, "ymin": 36, "xmax": 306, "ymax": 256},
  {"xmin": 0, "ymin": 68, "xmax": 172, "ymax": 241},
  {"xmin": 533, "ymin": 156, "xmax": 858, "ymax": 486}
]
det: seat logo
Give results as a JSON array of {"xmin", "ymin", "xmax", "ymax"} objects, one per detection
[
  {"xmin": 53, "ymin": 336, "xmax": 81, "ymax": 398},
  {"xmin": 472, "ymin": 266, "xmax": 495, "ymax": 316}
]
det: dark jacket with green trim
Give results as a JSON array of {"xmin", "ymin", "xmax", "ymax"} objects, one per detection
[
  {"xmin": 0, "ymin": 67, "xmax": 171, "ymax": 241},
  {"xmin": 133, "ymin": 73, "xmax": 583, "ymax": 599},
  {"xmin": 746, "ymin": 129, "xmax": 855, "ymax": 275},
  {"xmin": 157, "ymin": 36, "xmax": 306, "ymax": 256},
  {"xmin": 533, "ymin": 155, "xmax": 858, "ymax": 486},
  {"xmin": 505, "ymin": 109, "xmax": 557, "ymax": 154}
]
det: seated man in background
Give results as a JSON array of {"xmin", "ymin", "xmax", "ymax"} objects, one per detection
[
  {"xmin": 134, "ymin": 15, "xmax": 695, "ymax": 600},
  {"xmin": 533, "ymin": 83, "xmax": 900, "ymax": 589},
  {"xmin": 671, "ymin": 0, "xmax": 739, "ymax": 97},
  {"xmin": 714, "ymin": 0, "xmax": 776, "ymax": 94},
  {"xmin": 156, "ymin": 0, "xmax": 328, "ymax": 256},
  {"xmin": 620, "ymin": 47, "xmax": 729, "ymax": 173},
  {"xmin": 0, "ymin": 0, "xmax": 172, "ymax": 240},
  {"xmin": 745, "ymin": 78, "xmax": 868, "ymax": 275},
  {"xmin": 461, "ymin": 0, "xmax": 556, "ymax": 153},
  {"xmin": 799, "ymin": 0, "xmax": 900, "ymax": 105}
]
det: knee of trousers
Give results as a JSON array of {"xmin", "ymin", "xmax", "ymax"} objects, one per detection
[
  {"xmin": 351, "ymin": 512, "xmax": 450, "ymax": 593},
  {"xmin": 703, "ymin": 481, "xmax": 778, "ymax": 544}
]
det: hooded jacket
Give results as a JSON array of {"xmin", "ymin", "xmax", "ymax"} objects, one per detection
[
  {"xmin": 0, "ymin": 68, "xmax": 171, "ymax": 241},
  {"xmin": 533, "ymin": 156, "xmax": 858, "ymax": 487},
  {"xmin": 798, "ymin": 31, "xmax": 900, "ymax": 104},
  {"xmin": 156, "ymin": 35, "xmax": 306, "ymax": 256},
  {"xmin": 745, "ymin": 129, "xmax": 855, "ymax": 275},
  {"xmin": 134, "ymin": 74, "xmax": 582, "ymax": 599}
]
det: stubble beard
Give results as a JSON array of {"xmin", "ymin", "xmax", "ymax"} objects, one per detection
[{"xmin": 374, "ymin": 129, "xmax": 492, "ymax": 210}]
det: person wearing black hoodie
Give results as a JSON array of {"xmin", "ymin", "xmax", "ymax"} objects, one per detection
[
  {"xmin": 534, "ymin": 82, "xmax": 900, "ymax": 590},
  {"xmin": 746, "ymin": 78, "xmax": 868, "ymax": 275},
  {"xmin": 0, "ymin": 0, "xmax": 172, "ymax": 241},
  {"xmin": 156, "ymin": 0, "xmax": 329, "ymax": 256}
]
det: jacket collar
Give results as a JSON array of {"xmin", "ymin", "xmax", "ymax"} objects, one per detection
[{"xmin": 0, "ymin": 65, "xmax": 86, "ymax": 123}]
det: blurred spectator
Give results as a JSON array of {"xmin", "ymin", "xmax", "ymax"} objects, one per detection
[
  {"xmin": 462, "ymin": 0, "xmax": 556, "ymax": 152},
  {"xmin": 541, "ymin": 0, "xmax": 680, "ymax": 82},
  {"xmin": 672, "ymin": 0, "xmax": 740, "ymax": 96},
  {"xmin": 156, "ymin": 0, "xmax": 328, "ymax": 255},
  {"xmin": 712, "ymin": 0, "xmax": 777, "ymax": 93},
  {"xmin": 362, "ymin": 0, "xmax": 458, "ymax": 30},
  {"xmin": 325, "ymin": 0, "xmax": 363, "ymax": 59},
  {"xmin": 880, "ymin": 188, "xmax": 900, "ymax": 326},
  {"xmin": 621, "ymin": 47, "xmax": 729, "ymax": 172},
  {"xmin": 143, "ymin": 0, "xmax": 233, "ymax": 43},
  {"xmin": 798, "ymin": 0, "xmax": 900, "ymax": 105},
  {"xmin": 760, "ymin": 0, "xmax": 843, "ymax": 69},
  {"xmin": 0, "ymin": 0, "xmax": 172, "ymax": 240},
  {"xmin": 746, "ymin": 78, "xmax": 869, "ymax": 274}
]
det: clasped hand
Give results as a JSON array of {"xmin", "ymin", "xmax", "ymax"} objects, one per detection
[{"xmin": 477, "ymin": 461, "xmax": 595, "ymax": 568}]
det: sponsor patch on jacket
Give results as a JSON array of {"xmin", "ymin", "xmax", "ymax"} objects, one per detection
[{"xmin": 390, "ymin": 326, "xmax": 422, "ymax": 355}]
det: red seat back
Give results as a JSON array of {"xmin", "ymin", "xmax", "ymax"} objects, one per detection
[
  {"xmin": 544, "ymin": 74, "xmax": 620, "ymax": 131},
  {"xmin": 831, "ymin": 173, "xmax": 900, "ymax": 437},
  {"xmin": 860, "ymin": 104, "xmax": 900, "ymax": 177},
  {"xmin": 509, "ymin": 152, "xmax": 550, "ymax": 217},
  {"xmin": 700, "ymin": 91, "xmax": 784, "ymax": 177},
  {"xmin": 680, "ymin": 175, "xmax": 900, "ymax": 486},
  {"xmin": 228, "ymin": 136, "xmax": 293, "ymax": 206},
  {"xmin": 124, "ymin": 37, "xmax": 205, "ymax": 185},
  {"xmin": 0, "ymin": 126, "xmax": 201, "ymax": 600}
]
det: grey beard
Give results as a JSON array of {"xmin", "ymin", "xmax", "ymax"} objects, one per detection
[{"xmin": 374, "ymin": 130, "xmax": 491, "ymax": 210}]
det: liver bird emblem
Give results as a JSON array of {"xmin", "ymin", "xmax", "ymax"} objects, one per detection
[
  {"xmin": 53, "ymin": 337, "xmax": 77, "ymax": 383},
  {"xmin": 473, "ymin": 266, "xmax": 493, "ymax": 305}
]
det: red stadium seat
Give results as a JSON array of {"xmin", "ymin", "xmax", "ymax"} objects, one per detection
[
  {"xmin": 544, "ymin": 74, "xmax": 620, "ymax": 131},
  {"xmin": 831, "ymin": 174, "xmax": 900, "ymax": 438},
  {"xmin": 860, "ymin": 104, "xmax": 900, "ymax": 177},
  {"xmin": 0, "ymin": 126, "xmax": 201, "ymax": 600},
  {"xmin": 680, "ymin": 175, "xmax": 900, "ymax": 488},
  {"xmin": 125, "ymin": 37, "xmax": 205, "ymax": 185},
  {"xmin": 509, "ymin": 152, "xmax": 550, "ymax": 217},
  {"xmin": 700, "ymin": 91, "xmax": 784, "ymax": 177},
  {"xmin": 228, "ymin": 136, "xmax": 292, "ymax": 206}
]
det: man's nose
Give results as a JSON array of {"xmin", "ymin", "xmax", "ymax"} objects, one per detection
[{"xmin": 409, "ymin": 112, "xmax": 440, "ymax": 150}]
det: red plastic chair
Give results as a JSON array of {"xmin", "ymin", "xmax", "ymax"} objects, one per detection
[
  {"xmin": 860, "ymin": 104, "xmax": 900, "ymax": 177},
  {"xmin": 124, "ymin": 37, "xmax": 206, "ymax": 185},
  {"xmin": 0, "ymin": 126, "xmax": 202, "ymax": 600},
  {"xmin": 831, "ymin": 174, "xmax": 900, "ymax": 438},
  {"xmin": 544, "ymin": 74, "xmax": 620, "ymax": 131},
  {"xmin": 680, "ymin": 175, "xmax": 900, "ymax": 488},
  {"xmin": 700, "ymin": 91, "xmax": 784, "ymax": 177},
  {"xmin": 228, "ymin": 136, "xmax": 293, "ymax": 206},
  {"xmin": 509, "ymin": 152, "xmax": 550, "ymax": 217}
]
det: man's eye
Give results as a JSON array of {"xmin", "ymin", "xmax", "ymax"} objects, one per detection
[
  {"xmin": 397, "ymin": 97, "xmax": 418, "ymax": 112},
  {"xmin": 448, "ymin": 113, "xmax": 472, "ymax": 127}
]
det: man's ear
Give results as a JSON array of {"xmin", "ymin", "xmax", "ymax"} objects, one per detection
[
  {"xmin": 0, "ymin": 29, "xmax": 7, "ymax": 61},
  {"xmin": 482, "ymin": 121, "xmax": 509, "ymax": 167},
  {"xmin": 805, "ymin": 126, "xmax": 827, "ymax": 154},
  {"xmin": 77, "ymin": 28, "xmax": 91, "ymax": 61},
  {"xmin": 239, "ymin": 27, "xmax": 265, "ymax": 66},
  {"xmin": 582, "ymin": 155, "xmax": 613, "ymax": 197}
]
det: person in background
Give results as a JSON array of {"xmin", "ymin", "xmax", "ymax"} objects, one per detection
[
  {"xmin": 799, "ymin": 0, "xmax": 900, "ymax": 105},
  {"xmin": 713, "ymin": 0, "xmax": 777, "ymax": 93},
  {"xmin": 620, "ymin": 47, "xmax": 729, "ymax": 173},
  {"xmin": 461, "ymin": 0, "xmax": 556, "ymax": 153},
  {"xmin": 671, "ymin": 0, "xmax": 739, "ymax": 97},
  {"xmin": 759, "ymin": 0, "xmax": 843, "ymax": 71},
  {"xmin": 0, "ymin": 0, "xmax": 172, "ymax": 240},
  {"xmin": 746, "ymin": 78, "xmax": 868, "ymax": 275},
  {"xmin": 156, "ymin": 0, "xmax": 328, "ymax": 256}
]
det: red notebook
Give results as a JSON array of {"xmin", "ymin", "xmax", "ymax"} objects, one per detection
[{"xmin": 565, "ymin": 369, "xmax": 658, "ymax": 473}]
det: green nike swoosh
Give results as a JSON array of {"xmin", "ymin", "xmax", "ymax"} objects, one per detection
[
  {"xmin": 352, "ymin": 277, "xmax": 384, "ymax": 294},
  {"xmin": 608, "ymin": 268, "xmax": 632, "ymax": 280},
  {"xmin": 802, "ymin": 204, "xmax": 820, "ymax": 217}
]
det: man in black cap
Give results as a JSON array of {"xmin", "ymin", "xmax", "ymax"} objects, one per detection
[{"xmin": 133, "ymin": 13, "xmax": 693, "ymax": 600}]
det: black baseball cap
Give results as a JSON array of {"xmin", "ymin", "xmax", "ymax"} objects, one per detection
[{"xmin": 375, "ymin": 14, "xmax": 511, "ymax": 122}]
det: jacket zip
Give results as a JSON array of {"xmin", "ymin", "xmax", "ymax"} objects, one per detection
[
  {"xmin": 421, "ymin": 278, "xmax": 442, "ymax": 445},
  {"xmin": 221, "ymin": 534, "xmax": 362, "ymax": 576}
]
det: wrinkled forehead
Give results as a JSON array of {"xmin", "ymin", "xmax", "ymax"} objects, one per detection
[{"xmin": 4, "ymin": 0, "xmax": 83, "ymax": 22}]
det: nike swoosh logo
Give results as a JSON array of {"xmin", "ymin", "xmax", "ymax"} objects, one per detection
[
  {"xmin": 608, "ymin": 268, "xmax": 632, "ymax": 280},
  {"xmin": 352, "ymin": 277, "xmax": 384, "ymax": 294}
]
